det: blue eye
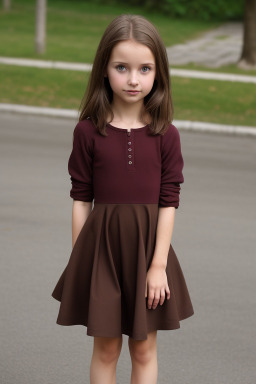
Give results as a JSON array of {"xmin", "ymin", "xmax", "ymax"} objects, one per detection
[
  {"xmin": 115, "ymin": 65, "xmax": 151, "ymax": 73},
  {"xmin": 116, "ymin": 65, "xmax": 126, "ymax": 72}
]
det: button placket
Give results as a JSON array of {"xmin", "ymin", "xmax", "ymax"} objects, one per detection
[{"xmin": 126, "ymin": 130, "xmax": 135, "ymax": 170}]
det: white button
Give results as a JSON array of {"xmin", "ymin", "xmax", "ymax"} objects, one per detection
[
  {"xmin": 129, "ymin": 161, "xmax": 132, "ymax": 164},
  {"xmin": 128, "ymin": 141, "xmax": 131, "ymax": 145},
  {"xmin": 128, "ymin": 148, "xmax": 132, "ymax": 151},
  {"xmin": 128, "ymin": 155, "xmax": 132, "ymax": 158}
]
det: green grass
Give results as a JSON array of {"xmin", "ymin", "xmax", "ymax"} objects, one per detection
[
  {"xmin": 1, "ymin": 64, "xmax": 255, "ymax": 126},
  {"xmin": 1, "ymin": 0, "xmax": 255, "ymax": 127},
  {"xmin": 0, "ymin": 0, "xmax": 221, "ymax": 63},
  {"xmin": 172, "ymin": 77, "xmax": 255, "ymax": 126},
  {"xmin": 0, "ymin": 65, "xmax": 89, "ymax": 109}
]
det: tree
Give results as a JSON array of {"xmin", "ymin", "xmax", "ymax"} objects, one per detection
[
  {"xmin": 3, "ymin": 0, "xmax": 11, "ymax": 11},
  {"xmin": 35, "ymin": 0, "xmax": 47, "ymax": 54},
  {"xmin": 238, "ymin": 0, "xmax": 256, "ymax": 68}
]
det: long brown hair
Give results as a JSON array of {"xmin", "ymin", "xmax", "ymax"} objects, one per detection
[{"xmin": 78, "ymin": 14, "xmax": 173, "ymax": 136}]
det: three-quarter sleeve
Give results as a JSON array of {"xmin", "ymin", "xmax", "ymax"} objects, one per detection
[
  {"xmin": 68, "ymin": 121, "xmax": 94, "ymax": 202},
  {"xmin": 159, "ymin": 124, "xmax": 184, "ymax": 209}
]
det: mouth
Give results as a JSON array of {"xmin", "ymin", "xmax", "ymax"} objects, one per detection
[{"xmin": 125, "ymin": 90, "xmax": 141, "ymax": 95}]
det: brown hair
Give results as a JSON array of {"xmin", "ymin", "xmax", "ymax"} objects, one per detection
[{"xmin": 78, "ymin": 14, "xmax": 173, "ymax": 136}]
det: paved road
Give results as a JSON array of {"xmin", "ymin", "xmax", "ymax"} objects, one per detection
[
  {"xmin": 1, "ymin": 112, "xmax": 255, "ymax": 384},
  {"xmin": 167, "ymin": 22, "xmax": 243, "ymax": 67}
]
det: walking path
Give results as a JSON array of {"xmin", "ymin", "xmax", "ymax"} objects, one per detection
[{"xmin": 166, "ymin": 22, "xmax": 243, "ymax": 67}]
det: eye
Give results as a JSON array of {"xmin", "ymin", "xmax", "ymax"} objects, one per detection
[
  {"xmin": 116, "ymin": 65, "xmax": 126, "ymax": 72},
  {"xmin": 141, "ymin": 66, "xmax": 151, "ymax": 73}
]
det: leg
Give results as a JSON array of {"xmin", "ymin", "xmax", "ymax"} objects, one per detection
[
  {"xmin": 90, "ymin": 335, "xmax": 123, "ymax": 384},
  {"xmin": 128, "ymin": 330, "xmax": 158, "ymax": 384}
]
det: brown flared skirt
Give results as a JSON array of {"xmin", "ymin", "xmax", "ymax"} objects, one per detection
[{"xmin": 51, "ymin": 203, "xmax": 194, "ymax": 340}]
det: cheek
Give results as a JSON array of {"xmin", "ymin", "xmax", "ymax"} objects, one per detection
[
  {"xmin": 108, "ymin": 72, "xmax": 125, "ymax": 88},
  {"xmin": 142, "ymin": 73, "xmax": 155, "ymax": 89}
]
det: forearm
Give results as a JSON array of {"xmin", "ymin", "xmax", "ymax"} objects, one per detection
[
  {"xmin": 72, "ymin": 200, "xmax": 93, "ymax": 248},
  {"xmin": 151, "ymin": 207, "xmax": 175, "ymax": 269}
]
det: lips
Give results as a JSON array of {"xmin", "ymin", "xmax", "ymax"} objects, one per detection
[{"xmin": 125, "ymin": 90, "xmax": 141, "ymax": 94}]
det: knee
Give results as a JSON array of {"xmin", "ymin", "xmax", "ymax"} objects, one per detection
[
  {"xmin": 93, "ymin": 337, "xmax": 122, "ymax": 364},
  {"xmin": 128, "ymin": 338, "xmax": 156, "ymax": 365}
]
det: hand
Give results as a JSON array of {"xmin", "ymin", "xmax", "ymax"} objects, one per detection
[{"xmin": 145, "ymin": 264, "xmax": 171, "ymax": 310}]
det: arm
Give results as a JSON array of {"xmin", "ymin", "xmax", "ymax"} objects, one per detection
[
  {"xmin": 68, "ymin": 121, "xmax": 94, "ymax": 249},
  {"xmin": 150, "ymin": 206, "xmax": 175, "ymax": 269},
  {"xmin": 145, "ymin": 207, "xmax": 174, "ymax": 310},
  {"xmin": 72, "ymin": 200, "xmax": 93, "ymax": 248},
  {"xmin": 145, "ymin": 125, "xmax": 184, "ymax": 309}
]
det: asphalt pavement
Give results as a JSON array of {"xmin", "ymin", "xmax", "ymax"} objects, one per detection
[{"xmin": 1, "ymin": 112, "xmax": 255, "ymax": 384}]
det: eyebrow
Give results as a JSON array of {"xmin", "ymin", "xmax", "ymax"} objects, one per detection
[{"xmin": 112, "ymin": 61, "xmax": 155, "ymax": 66}]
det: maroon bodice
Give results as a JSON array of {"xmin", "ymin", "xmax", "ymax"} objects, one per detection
[{"xmin": 68, "ymin": 118, "xmax": 184, "ymax": 208}]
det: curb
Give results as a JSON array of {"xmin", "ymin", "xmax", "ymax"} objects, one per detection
[
  {"xmin": 0, "ymin": 103, "xmax": 79, "ymax": 119},
  {"xmin": 170, "ymin": 68, "xmax": 256, "ymax": 84},
  {"xmin": 1, "ymin": 56, "xmax": 256, "ymax": 83},
  {"xmin": 1, "ymin": 103, "xmax": 255, "ymax": 137}
]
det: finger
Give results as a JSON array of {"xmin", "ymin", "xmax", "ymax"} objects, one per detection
[
  {"xmin": 166, "ymin": 284, "xmax": 171, "ymax": 299},
  {"xmin": 152, "ymin": 289, "xmax": 161, "ymax": 309},
  {"xmin": 147, "ymin": 289, "xmax": 155, "ymax": 309},
  {"xmin": 159, "ymin": 288, "xmax": 166, "ymax": 305}
]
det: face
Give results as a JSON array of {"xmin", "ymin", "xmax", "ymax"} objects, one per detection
[{"xmin": 105, "ymin": 39, "xmax": 156, "ymax": 105}]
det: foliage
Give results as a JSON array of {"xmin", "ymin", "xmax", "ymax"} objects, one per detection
[{"xmin": 78, "ymin": 0, "xmax": 244, "ymax": 21}]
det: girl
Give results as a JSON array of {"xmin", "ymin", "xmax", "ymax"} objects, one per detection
[{"xmin": 52, "ymin": 14, "xmax": 194, "ymax": 384}]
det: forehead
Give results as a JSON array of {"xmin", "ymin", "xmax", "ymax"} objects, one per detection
[{"xmin": 109, "ymin": 40, "xmax": 155, "ymax": 64}]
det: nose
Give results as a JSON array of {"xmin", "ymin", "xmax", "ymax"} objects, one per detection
[{"xmin": 128, "ymin": 70, "xmax": 139, "ymax": 86}]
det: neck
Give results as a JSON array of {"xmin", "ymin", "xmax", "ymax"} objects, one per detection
[{"xmin": 109, "ymin": 96, "xmax": 149, "ymax": 125}]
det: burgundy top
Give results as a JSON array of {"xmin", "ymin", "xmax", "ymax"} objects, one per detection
[{"xmin": 68, "ymin": 118, "xmax": 184, "ymax": 208}]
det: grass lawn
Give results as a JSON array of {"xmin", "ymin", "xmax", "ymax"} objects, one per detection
[
  {"xmin": 0, "ymin": 0, "xmax": 221, "ymax": 63},
  {"xmin": 1, "ymin": 0, "xmax": 255, "ymax": 126},
  {"xmin": 1, "ymin": 64, "xmax": 255, "ymax": 126}
]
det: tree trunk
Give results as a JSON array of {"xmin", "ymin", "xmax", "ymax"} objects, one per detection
[
  {"xmin": 3, "ymin": 0, "xmax": 11, "ymax": 11},
  {"xmin": 35, "ymin": 0, "xmax": 47, "ymax": 55},
  {"xmin": 238, "ymin": 0, "xmax": 256, "ymax": 68}
]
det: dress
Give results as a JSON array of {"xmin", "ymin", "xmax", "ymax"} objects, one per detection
[{"xmin": 51, "ymin": 118, "xmax": 194, "ymax": 340}]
